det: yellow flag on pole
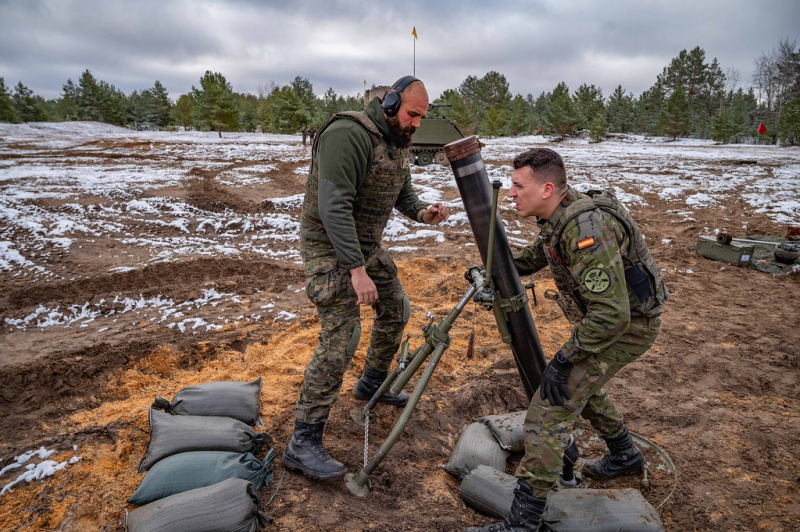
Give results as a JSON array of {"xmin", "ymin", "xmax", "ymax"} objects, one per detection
[{"xmin": 412, "ymin": 26, "xmax": 418, "ymax": 39}]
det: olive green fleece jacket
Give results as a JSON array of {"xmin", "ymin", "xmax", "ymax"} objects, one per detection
[{"xmin": 304, "ymin": 97, "xmax": 427, "ymax": 268}]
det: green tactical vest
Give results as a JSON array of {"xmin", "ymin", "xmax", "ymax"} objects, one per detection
[
  {"xmin": 301, "ymin": 110, "xmax": 410, "ymax": 250},
  {"xmin": 543, "ymin": 189, "xmax": 668, "ymax": 324}
]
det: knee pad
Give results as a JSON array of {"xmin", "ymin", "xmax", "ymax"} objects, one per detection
[
  {"xmin": 346, "ymin": 323, "xmax": 361, "ymax": 356},
  {"xmin": 401, "ymin": 295, "xmax": 411, "ymax": 323}
]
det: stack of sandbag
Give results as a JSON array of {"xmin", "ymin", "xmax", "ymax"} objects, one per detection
[
  {"xmin": 126, "ymin": 378, "xmax": 275, "ymax": 532},
  {"xmin": 449, "ymin": 410, "xmax": 665, "ymax": 532}
]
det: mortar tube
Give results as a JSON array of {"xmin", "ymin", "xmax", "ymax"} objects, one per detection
[
  {"xmin": 485, "ymin": 180, "xmax": 501, "ymax": 279},
  {"xmin": 445, "ymin": 136, "xmax": 546, "ymax": 398}
]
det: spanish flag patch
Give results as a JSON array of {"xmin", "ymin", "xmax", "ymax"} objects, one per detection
[{"xmin": 577, "ymin": 237, "xmax": 595, "ymax": 250}]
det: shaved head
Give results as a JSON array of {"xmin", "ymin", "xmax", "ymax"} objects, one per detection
[{"xmin": 404, "ymin": 80, "xmax": 428, "ymax": 101}]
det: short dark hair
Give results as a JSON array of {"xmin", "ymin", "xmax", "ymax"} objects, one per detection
[{"xmin": 512, "ymin": 148, "xmax": 567, "ymax": 191}]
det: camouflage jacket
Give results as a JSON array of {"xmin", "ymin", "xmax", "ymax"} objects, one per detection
[
  {"xmin": 299, "ymin": 97, "xmax": 427, "ymax": 269},
  {"xmin": 514, "ymin": 187, "xmax": 667, "ymax": 363}
]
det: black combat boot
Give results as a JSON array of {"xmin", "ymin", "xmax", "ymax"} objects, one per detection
[
  {"xmin": 282, "ymin": 420, "xmax": 347, "ymax": 480},
  {"xmin": 465, "ymin": 480, "xmax": 547, "ymax": 532},
  {"xmin": 353, "ymin": 365, "xmax": 409, "ymax": 407},
  {"xmin": 584, "ymin": 426, "xmax": 645, "ymax": 479}
]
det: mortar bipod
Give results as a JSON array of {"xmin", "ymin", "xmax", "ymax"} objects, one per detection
[
  {"xmin": 345, "ymin": 268, "xmax": 484, "ymax": 496},
  {"xmin": 345, "ymin": 183, "xmax": 512, "ymax": 497}
]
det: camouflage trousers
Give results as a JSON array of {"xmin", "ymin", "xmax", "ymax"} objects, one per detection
[
  {"xmin": 295, "ymin": 245, "xmax": 410, "ymax": 424},
  {"xmin": 517, "ymin": 314, "xmax": 661, "ymax": 498}
]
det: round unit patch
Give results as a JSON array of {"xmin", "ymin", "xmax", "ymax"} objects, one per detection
[{"xmin": 583, "ymin": 268, "xmax": 610, "ymax": 293}]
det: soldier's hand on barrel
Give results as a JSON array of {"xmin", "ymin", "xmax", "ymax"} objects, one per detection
[
  {"xmin": 540, "ymin": 351, "xmax": 572, "ymax": 406},
  {"xmin": 351, "ymin": 266, "xmax": 379, "ymax": 305},
  {"xmin": 423, "ymin": 202, "xmax": 451, "ymax": 224}
]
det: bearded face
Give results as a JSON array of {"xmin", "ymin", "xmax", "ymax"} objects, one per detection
[{"xmin": 386, "ymin": 115, "xmax": 417, "ymax": 149}]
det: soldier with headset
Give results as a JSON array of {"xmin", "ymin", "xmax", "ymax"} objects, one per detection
[
  {"xmin": 469, "ymin": 148, "xmax": 667, "ymax": 531},
  {"xmin": 284, "ymin": 76, "xmax": 451, "ymax": 480}
]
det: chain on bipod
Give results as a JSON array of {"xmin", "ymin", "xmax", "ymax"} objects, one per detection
[{"xmin": 363, "ymin": 410, "xmax": 370, "ymax": 468}]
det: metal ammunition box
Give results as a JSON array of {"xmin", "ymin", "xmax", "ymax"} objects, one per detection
[{"xmin": 696, "ymin": 235, "xmax": 754, "ymax": 266}]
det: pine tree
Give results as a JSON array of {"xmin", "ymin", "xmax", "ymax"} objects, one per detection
[
  {"xmin": 321, "ymin": 87, "xmax": 341, "ymax": 118},
  {"xmin": 636, "ymin": 84, "xmax": 666, "ymax": 135},
  {"xmin": 476, "ymin": 71, "xmax": 512, "ymax": 110},
  {"xmin": 264, "ymin": 85, "xmax": 307, "ymax": 133},
  {"xmin": 660, "ymin": 85, "xmax": 690, "ymax": 139},
  {"xmin": 238, "ymin": 93, "xmax": 259, "ymax": 132},
  {"xmin": 532, "ymin": 92, "xmax": 549, "ymax": 134},
  {"xmin": 458, "ymin": 75, "xmax": 482, "ymax": 115},
  {"xmin": 129, "ymin": 90, "xmax": 151, "ymax": 127},
  {"xmin": 438, "ymin": 88, "xmax": 477, "ymax": 135},
  {"xmin": 606, "ymin": 85, "xmax": 635, "ymax": 132},
  {"xmin": 171, "ymin": 94, "xmax": 194, "ymax": 129},
  {"xmin": 97, "ymin": 81, "xmax": 128, "ymax": 125},
  {"xmin": 190, "ymin": 71, "xmax": 239, "ymax": 132},
  {"xmin": 573, "ymin": 84, "xmax": 604, "ymax": 130},
  {"xmin": 778, "ymin": 98, "xmax": 800, "ymax": 145},
  {"xmin": 696, "ymin": 58, "xmax": 727, "ymax": 138},
  {"xmin": 731, "ymin": 88, "xmax": 758, "ymax": 142},
  {"xmin": 76, "ymin": 70, "xmax": 102, "ymax": 121},
  {"xmin": 546, "ymin": 82, "xmax": 579, "ymax": 139},
  {"xmin": 0, "ymin": 78, "xmax": 18, "ymax": 123},
  {"xmin": 506, "ymin": 94, "xmax": 532, "ymax": 136},
  {"xmin": 711, "ymin": 105, "xmax": 734, "ymax": 143},
  {"xmin": 479, "ymin": 105, "xmax": 507, "ymax": 138},
  {"xmin": 290, "ymin": 76, "xmax": 318, "ymax": 126},
  {"xmin": 57, "ymin": 79, "xmax": 78, "ymax": 121},
  {"xmin": 12, "ymin": 81, "xmax": 47, "ymax": 122},
  {"xmin": 590, "ymin": 111, "xmax": 607, "ymax": 143},
  {"xmin": 150, "ymin": 81, "xmax": 172, "ymax": 128},
  {"xmin": 455, "ymin": 71, "xmax": 511, "ymax": 135}
]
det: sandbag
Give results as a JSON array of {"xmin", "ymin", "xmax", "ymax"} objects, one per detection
[
  {"xmin": 129, "ymin": 450, "xmax": 276, "ymax": 506},
  {"xmin": 459, "ymin": 464, "xmax": 517, "ymax": 519},
  {"xmin": 139, "ymin": 409, "xmax": 271, "ymax": 472},
  {"xmin": 543, "ymin": 488, "xmax": 665, "ymax": 532},
  {"xmin": 152, "ymin": 377, "xmax": 263, "ymax": 426},
  {"xmin": 460, "ymin": 476, "xmax": 664, "ymax": 532},
  {"xmin": 444, "ymin": 422, "xmax": 509, "ymax": 479},
  {"xmin": 477, "ymin": 410, "xmax": 526, "ymax": 452},
  {"xmin": 125, "ymin": 478, "xmax": 270, "ymax": 532}
]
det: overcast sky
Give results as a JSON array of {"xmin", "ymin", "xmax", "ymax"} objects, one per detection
[{"xmin": 1, "ymin": 0, "xmax": 798, "ymax": 102}]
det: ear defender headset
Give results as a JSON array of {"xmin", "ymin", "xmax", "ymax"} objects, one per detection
[{"xmin": 380, "ymin": 75, "xmax": 421, "ymax": 117}]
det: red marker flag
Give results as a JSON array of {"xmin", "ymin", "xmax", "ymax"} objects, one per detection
[
  {"xmin": 757, "ymin": 122, "xmax": 767, "ymax": 135},
  {"xmin": 537, "ymin": 126, "xmax": 542, "ymax": 134}
]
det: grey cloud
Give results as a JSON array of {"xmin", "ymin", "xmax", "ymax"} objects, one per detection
[{"xmin": 0, "ymin": 0, "xmax": 798, "ymax": 101}]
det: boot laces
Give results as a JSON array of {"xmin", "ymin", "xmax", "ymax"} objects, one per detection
[
  {"xmin": 309, "ymin": 440, "xmax": 329, "ymax": 455},
  {"xmin": 308, "ymin": 439, "xmax": 338, "ymax": 462}
]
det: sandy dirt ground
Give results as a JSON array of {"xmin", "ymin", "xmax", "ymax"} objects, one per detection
[{"xmin": 0, "ymin": 128, "xmax": 798, "ymax": 531}]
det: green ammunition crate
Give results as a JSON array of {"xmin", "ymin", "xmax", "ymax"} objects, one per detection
[{"xmin": 696, "ymin": 235, "xmax": 754, "ymax": 266}]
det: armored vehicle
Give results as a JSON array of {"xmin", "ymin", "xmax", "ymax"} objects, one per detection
[{"xmin": 411, "ymin": 104, "xmax": 464, "ymax": 166}]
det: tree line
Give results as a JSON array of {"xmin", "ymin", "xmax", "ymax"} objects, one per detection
[
  {"xmin": 1, "ymin": 39, "xmax": 797, "ymax": 145},
  {"xmin": 437, "ymin": 40, "xmax": 799, "ymax": 146}
]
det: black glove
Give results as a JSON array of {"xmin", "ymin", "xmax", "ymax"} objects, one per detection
[{"xmin": 540, "ymin": 352, "xmax": 572, "ymax": 406}]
